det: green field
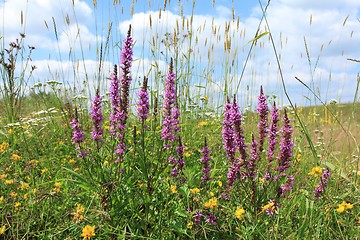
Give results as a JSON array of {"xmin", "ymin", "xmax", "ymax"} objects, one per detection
[{"xmin": 1, "ymin": 0, "xmax": 359, "ymax": 239}]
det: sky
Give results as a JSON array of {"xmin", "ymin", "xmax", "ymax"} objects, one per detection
[{"xmin": 0, "ymin": 0, "xmax": 359, "ymax": 109}]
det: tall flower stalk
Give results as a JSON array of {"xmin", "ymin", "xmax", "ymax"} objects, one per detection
[
  {"xmin": 257, "ymin": 86, "xmax": 269, "ymax": 152},
  {"xmin": 161, "ymin": 58, "xmax": 178, "ymax": 149},
  {"xmin": 137, "ymin": 76, "xmax": 149, "ymax": 126},
  {"xmin": 200, "ymin": 137, "xmax": 212, "ymax": 183},
  {"xmin": 109, "ymin": 25, "xmax": 133, "ymax": 163},
  {"xmin": 265, "ymin": 102, "xmax": 279, "ymax": 180},
  {"xmin": 222, "ymin": 97, "xmax": 236, "ymax": 162},
  {"xmin": 109, "ymin": 65, "xmax": 120, "ymax": 136},
  {"xmin": 70, "ymin": 107, "xmax": 86, "ymax": 158},
  {"xmin": 90, "ymin": 89, "xmax": 104, "ymax": 146}
]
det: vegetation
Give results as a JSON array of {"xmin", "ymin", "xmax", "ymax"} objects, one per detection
[{"xmin": 0, "ymin": 0, "xmax": 359, "ymax": 239}]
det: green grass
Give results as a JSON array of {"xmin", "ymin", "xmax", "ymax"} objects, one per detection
[{"xmin": 0, "ymin": 92, "xmax": 359, "ymax": 239}]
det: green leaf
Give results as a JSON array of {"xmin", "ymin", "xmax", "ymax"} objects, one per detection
[
  {"xmin": 247, "ymin": 31, "xmax": 269, "ymax": 44},
  {"xmin": 62, "ymin": 167, "xmax": 96, "ymax": 192}
]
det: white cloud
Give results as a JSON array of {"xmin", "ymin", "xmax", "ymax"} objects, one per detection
[{"xmin": 0, "ymin": 0, "xmax": 94, "ymax": 52}]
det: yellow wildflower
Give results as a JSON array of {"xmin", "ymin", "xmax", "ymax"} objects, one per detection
[
  {"xmin": 0, "ymin": 174, "xmax": 8, "ymax": 180},
  {"xmin": 69, "ymin": 159, "xmax": 76, "ymax": 164},
  {"xmin": 5, "ymin": 179, "xmax": 14, "ymax": 185},
  {"xmin": 11, "ymin": 153, "xmax": 22, "ymax": 161},
  {"xmin": 308, "ymin": 166, "xmax": 322, "ymax": 178},
  {"xmin": 14, "ymin": 202, "xmax": 21, "ymax": 211},
  {"xmin": 198, "ymin": 121, "xmax": 208, "ymax": 127},
  {"xmin": 204, "ymin": 197, "xmax": 217, "ymax": 209},
  {"xmin": 262, "ymin": 202, "xmax": 275, "ymax": 213},
  {"xmin": 21, "ymin": 182, "xmax": 30, "ymax": 190},
  {"xmin": 9, "ymin": 192, "xmax": 17, "ymax": 197},
  {"xmin": 81, "ymin": 225, "xmax": 95, "ymax": 239},
  {"xmin": 187, "ymin": 221, "xmax": 193, "ymax": 229},
  {"xmin": 218, "ymin": 180, "xmax": 223, "ymax": 187},
  {"xmin": 7, "ymin": 129, "xmax": 14, "ymax": 134},
  {"xmin": 336, "ymin": 201, "xmax": 353, "ymax": 213},
  {"xmin": 184, "ymin": 152, "xmax": 191, "ymax": 157},
  {"xmin": 41, "ymin": 168, "xmax": 48, "ymax": 174},
  {"xmin": 190, "ymin": 188, "xmax": 200, "ymax": 194},
  {"xmin": 259, "ymin": 178, "xmax": 265, "ymax": 184},
  {"xmin": 23, "ymin": 194, "xmax": 28, "ymax": 200},
  {"xmin": 0, "ymin": 225, "xmax": 6, "ymax": 235},
  {"xmin": 0, "ymin": 196, "xmax": 3, "ymax": 202},
  {"xmin": 210, "ymin": 192, "xmax": 215, "ymax": 197},
  {"xmin": 170, "ymin": 185, "xmax": 177, "ymax": 194},
  {"xmin": 235, "ymin": 207, "xmax": 245, "ymax": 220},
  {"xmin": 73, "ymin": 204, "xmax": 85, "ymax": 221},
  {"xmin": 0, "ymin": 142, "xmax": 9, "ymax": 153},
  {"xmin": 53, "ymin": 182, "xmax": 61, "ymax": 192}
]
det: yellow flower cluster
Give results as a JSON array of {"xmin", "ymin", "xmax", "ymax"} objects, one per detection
[
  {"xmin": 308, "ymin": 166, "xmax": 322, "ymax": 178},
  {"xmin": 0, "ymin": 142, "xmax": 9, "ymax": 153},
  {"xmin": 262, "ymin": 202, "xmax": 275, "ymax": 213},
  {"xmin": 11, "ymin": 153, "xmax": 22, "ymax": 161},
  {"xmin": 235, "ymin": 207, "xmax": 245, "ymax": 220},
  {"xmin": 198, "ymin": 121, "xmax": 208, "ymax": 127},
  {"xmin": 53, "ymin": 182, "xmax": 61, "ymax": 192},
  {"xmin": 73, "ymin": 204, "xmax": 85, "ymax": 221},
  {"xmin": 336, "ymin": 201, "xmax": 353, "ymax": 213},
  {"xmin": 170, "ymin": 185, "xmax": 177, "ymax": 194},
  {"xmin": 190, "ymin": 188, "xmax": 200, "ymax": 194},
  {"xmin": 81, "ymin": 225, "xmax": 95, "ymax": 239},
  {"xmin": 204, "ymin": 197, "xmax": 217, "ymax": 209}
]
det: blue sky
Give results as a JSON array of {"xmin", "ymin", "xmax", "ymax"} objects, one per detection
[{"xmin": 1, "ymin": 0, "xmax": 359, "ymax": 108}]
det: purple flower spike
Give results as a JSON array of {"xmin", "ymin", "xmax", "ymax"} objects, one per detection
[
  {"xmin": 276, "ymin": 109, "xmax": 294, "ymax": 173},
  {"xmin": 109, "ymin": 65, "xmax": 120, "ymax": 135},
  {"xmin": 232, "ymin": 95, "xmax": 247, "ymax": 160},
  {"xmin": 265, "ymin": 102, "xmax": 279, "ymax": 178},
  {"xmin": 161, "ymin": 58, "xmax": 179, "ymax": 147},
  {"xmin": 257, "ymin": 86, "xmax": 269, "ymax": 152},
  {"xmin": 119, "ymin": 25, "xmax": 133, "ymax": 123},
  {"xmin": 200, "ymin": 137, "xmax": 212, "ymax": 183},
  {"xmin": 222, "ymin": 97, "xmax": 236, "ymax": 162},
  {"xmin": 137, "ymin": 77, "xmax": 149, "ymax": 124},
  {"xmin": 205, "ymin": 212, "xmax": 218, "ymax": 226},
  {"xmin": 91, "ymin": 89, "xmax": 104, "ymax": 142},
  {"xmin": 314, "ymin": 168, "xmax": 331, "ymax": 199},
  {"xmin": 248, "ymin": 134, "xmax": 259, "ymax": 179},
  {"xmin": 70, "ymin": 108, "xmax": 86, "ymax": 158},
  {"xmin": 70, "ymin": 108, "xmax": 85, "ymax": 145},
  {"xmin": 193, "ymin": 211, "xmax": 202, "ymax": 224}
]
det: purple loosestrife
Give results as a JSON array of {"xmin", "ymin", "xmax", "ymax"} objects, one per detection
[
  {"xmin": 276, "ymin": 109, "xmax": 294, "ymax": 173},
  {"xmin": 109, "ymin": 65, "xmax": 120, "ymax": 135},
  {"xmin": 257, "ymin": 86, "xmax": 269, "ymax": 152},
  {"xmin": 193, "ymin": 211, "xmax": 202, "ymax": 224},
  {"xmin": 205, "ymin": 212, "xmax": 218, "ymax": 226},
  {"xmin": 222, "ymin": 97, "xmax": 236, "ymax": 162},
  {"xmin": 161, "ymin": 58, "xmax": 178, "ymax": 148},
  {"xmin": 265, "ymin": 102, "xmax": 279, "ymax": 179},
  {"xmin": 119, "ymin": 25, "xmax": 133, "ymax": 126},
  {"xmin": 232, "ymin": 96, "xmax": 247, "ymax": 161},
  {"xmin": 248, "ymin": 134, "xmax": 259, "ymax": 179},
  {"xmin": 90, "ymin": 89, "xmax": 104, "ymax": 143},
  {"xmin": 113, "ymin": 25, "xmax": 134, "ymax": 162},
  {"xmin": 200, "ymin": 137, "xmax": 212, "ymax": 183},
  {"xmin": 137, "ymin": 76, "xmax": 149, "ymax": 124},
  {"xmin": 226, "ymin": 160, "xmax": 241, "ymax": 189},
  {"xmin": 314, "ymin": 168, "xmax": 331, "ymax": 199},
  {"xmin": 70, "ymin": 108, "xmax": 86, "ymax": 158}
]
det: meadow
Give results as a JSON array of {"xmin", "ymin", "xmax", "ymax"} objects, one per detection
[{"xmin": 0, "ymin": 0, "xmax": 359, "ymax": 239}]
